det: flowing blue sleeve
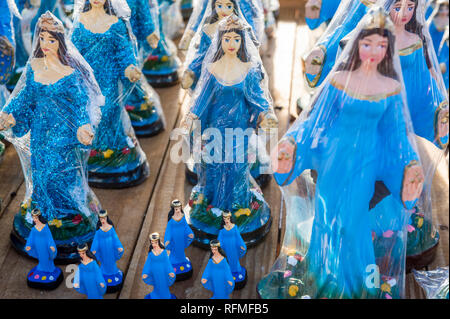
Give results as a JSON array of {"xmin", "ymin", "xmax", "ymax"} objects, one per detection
[
  {"xmin": 91, "ymin": 231, "xmax": 101, "ymax": 262},
  {"xmin": 25, "ymin": 227, "xmax": 37, "ymax": 259},
  {"xmin": 187, "ymin": 31, "xmax": 211, "ymax": 88},
  {"xmin": 305, "ymin": 0, "xmax": 340, "ymax": 30},
  {"xmin": 130, "ymin": 0, "xmax": 157, "ymax": 42},
  {"xmin": 244, "ymin": 67, "xmax": 271, "ymax": 127},
  {"xmin": 217, "ymin": 230, "xmax": 224, "ymax": 247},
  {"xmin": 142, "ymin": 253, "xmax": 155, "ymax": 286},
  {"xmin": 234, "ymin": 227, "xmax": 247, "ymax": 258},
  {"xmin": 112, "ymin": 228, "xmax": 124, "ymax": 261},
  {"xmin": 190, "ymin": 71, "xmax": 216, "ymax": 122},
  {"xmin": 2, "ymin": 66, "xmax": 36, "ymax": 137},
  {"xmin": 190, "ymin": 0, "xmax": 209, "ymax": 33},
  {"xmin": 164, "ymin": 220, "xmax": 174, "ymax": 251},
  {"xmin": 73, "ymin": 266, "xmax": 87, "ymax": 295},
  {"xmin": 44, "ymin": 225, "xmax": 57, "ymax": 260},
  {"xmin": 113, "ymin": 20, "xmax": 138, "ymax": 78},
  {"xmin": 164, "ymin": 250, "xmax": 176, "ymax": 287},
  {"xmin": 67, "ymin": 72, "xmax": 90, "ymax": 128},
  {"xmin": 201, "ymin": 259, "xmax": 214, "ymax": 292},
  {"xmin": 224, "ymin": 260, "xmax": 235, "ymax": 295},
  {"xmin": 94, "ymin": 263, "xmax": 107, "ymax": 296}
]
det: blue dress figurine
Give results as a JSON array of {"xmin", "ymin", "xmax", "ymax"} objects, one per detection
[
  {"xmin": 124, "ymin": 0, "xmax": 165, "ymax": 137},
  {"xmin": 0, "ymin": 12, "xmax": 104, "ymax": 262},
  {"xmin": 142, "ymin": 232, "xmax": 177, "ymax": 299},
  {"xmin": 71, "ymin": 0, "xmax": 150, "ymax": 188},
  {"xmin": 438, "ymin": 26, "xmax": 449, "ymax": 90},
  {"xmin": 74, "ymin": 243, "xmax": 107, "ymax": 299},
  {"xmin": 25, "ymin": 208, "xmax": 64, "ymax": 290},
  {"xmin": 258, "ymin": 8, "xmax": 423, "ymax": 299},
  {"xmin": 217, "ymin": 211, "xmax": 247, "ymax": 289},
  {"xmin": 164, "ymin": 199, "xmax": 194, "ymax": 281},
  {"xmin": 427, "ymin": 0, "xmax": 448, "ymax": 57},
  {"xmin": 302, "ymin": 0, "xmax": 378, "ymax": 88},
  {"xmin": 142, "ymin": 0, "xmax": 181, "ymax": 86},
  {"xmin": 180, "ymin": 15, "xmax": 277, "ymax": 248},
  {"xmin": 305, "ymin": 0, "xmax": 341, "ymax": 30},
  {"xmin": 201, "ymin": 239, "xmax": 235, "ymax": 299},
  {"xmin": 91, "ymin": 210, "xmax": 124, "ymax": 293}
]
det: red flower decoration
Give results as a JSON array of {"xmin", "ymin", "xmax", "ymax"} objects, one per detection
[
  {"xmin": 72, "ymin": 214, "xmax": 82, "ymax": 225},
  {"xmin": 125, "ymin": 104, "xmax": 135, "ymax": 111},
  {"xmin": 294, "ymin": 254, "xmax": 303, "ymax": 262},
  {"xmin": 90, "ymin": 150, "xmax": 98, "ymax": 157},
  {"xmin": 188, "ymin": 199, "xmax": 194, "ymax": 207},
  {"xmin": 28, "ymin": 272, "xmax": 34, "ymax": 278},
  {"xmin": 147, "ymin": 55, "xmax": 158, "ymax": 61},
  {"xmin": 122, "ymin": 147, "xmax": 131, "ymax": 155},
  {"xmin": 251, "ymin": 201, "xmax": 260, "ymax": 210},
  {"xmin": 206, "ymin": 205, "xmax": 213, "ymax": 212}
]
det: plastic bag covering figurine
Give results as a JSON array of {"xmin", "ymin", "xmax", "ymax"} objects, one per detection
[
  {"xmin": 180, "ymin": 15, "xmax": 278, "ymax": 248},
  {"xmin": 201, "ymin": 239, "xmax": 235, "ymax": 299},
  {"xmin": 91, "ymin": 210, "xmax": 124, "ymax": 293},
  {"xmin": 372, "ymin": 0, "xmax": 449, "ymax": 271},
  {"xmin": 413, "ymin": 266, "xmax": 449, "ymax": 299},
  {"xmin": 142, "ymin": 232, "xmax": 177, "ymax": 299},
  {"xmin": 124, "ymin": 0, "xmax": 166, "ymax": 137},
  {"xmin": 73, "ymin": 243, "xmax": 107, "ymax": 299},
  {"xmin": 258, "ymin": 8, "xmax": 424, "ymax": 299},
  {"xmin": 162, "ymin": 0, "xmax": 185, "ymax": 39},
  {"xmin": 425, "ymin": 0, "xmax": 438, "ymax": 18},
  {"xmin": 217, "ymin": 210, "xmax": 247, "ymax": 289},
  {"xmin": 25, "ymin": 208, "xmax": 64, "ymax": 290},
  {"xmin": 305, "ymin": 0, "xmax": 341, "ymax": 30},
  {"xmin": 261, "ymin": 0, "xmax": 277, "ymax": 38},
  {"xmin": 181, "ymin": 0, "xmax": 194, "ymax": 19},
  {"xmin": 302, "ymin": 0, "xmax": 379, "ymax": 88},
  {"xmin": 164, "ymin": 199, "xmax": 194, "ymax": 281},
  {"xmin": 438, "ymin": 25, "xmax": 448, "ymax": 90},
  {"xmin": 427, "ymin": 0, "xmax": 448, "ymax": 59},
  {"xmin": 0, "ymin": 12, "xmax": 104, "ymax": 262},
  {"xmin": 142, "ymin": 0, "xmax": 181, "ymax": 86},
  {"xmin": 71, "ymin": 0, "xmax": 150, "ymax": 188}
]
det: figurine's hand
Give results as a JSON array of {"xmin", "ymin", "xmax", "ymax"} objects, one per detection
[
  {"xmin": 305, "ymin": 0, "xmax": 322, "ymax": 19},
  {"xmin": 258, "ymin": 111, "xmax": 278, "ymax": 131},
  {"xmin": 92, "ymin": 250, "xmax": 97, "ymax": 254},
  {"xmin": 188, "ymin": 234, "xmax": 194, "ymax": 239},
  {"xmin": 0, "ymin": 112, "xmax": 16, "ymax": 131},
  {"xmin": 179, "ymin": 29, "xmax": 195, "ymax": 51},
  {"xmin": 167, "ymin": 250, "xmax": 171, "ymax": 256},
  {"xmin": 50, "ymin": 246, "xmax": 56, "ymax": 252},
  {"xmin": 73, "ymin": 283, "xmax": 79, "ymax": 288},
  {"xmin": 304, "ymin": 47, "xmax": 325, "ymax": 76},
  {"xmin": 228, "ymin": 281, "xmax": 233, "ymax": 286},
  {"xmin": 100, "ymin": 283, "xmax": 105, "ymax": 288},
  {"xmin": 25, "ymin": 246, "xmax": 31, "ymax": 251},
  {"xmin": 440, "ymin": 62, "xmax": 447, "ymax": 75},
  {"xmin": 181, "ymin": 70, "xmax": 195, "ymax": 89},
  {"xmin": 118, "ymin": 247, "xmax": 124, "ymax": 252},
  {"xmin": 125, "ymin": 65, "xmax": 142, "ymax": 83},
  {"xmin": 271, "ymin": 138, "xmax": 296, "ymax": 174},
  {"xmin": 77, "ymin": 124, "xmax": 94, "ymax": 146},
  {"xmin": 142, "ymin": 274, "xmax": 148, "ymax": 279},
  {"xmin": 240, "ymin": 246, "xmax": 245, "ymax": 250},
  {"xmin": 201, "ymin": 278, "xmax": 207, "ymax": 284},
  {"xmin": 179, "ymin": 111, "xmax": 198, "ymax": 135},
  {"xmin": 169, "ymin": 273, "xmax": 175, "ymax": 278},
  {"xmin": 146, "ymin": 31, "xmax": 160, "ymax": 49},
  {"xmin": 402, "ymin": 162, "xmax": 424, "ymax": 209}
]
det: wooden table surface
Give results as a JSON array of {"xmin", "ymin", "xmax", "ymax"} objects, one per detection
[{"xmin": 0, "ymin": 0, "xmax": 447, "ymax": 299}]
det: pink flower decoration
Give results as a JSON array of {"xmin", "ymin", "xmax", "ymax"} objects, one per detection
[
  {"xmin": 34, "ymin": 274, "xmax": 40, "ymax": 279},
  {"xmin": 147, "ymin": 55, "xmax": 158, "ymax": 61},
  {"xmin": 294, "ymin": 254, "xmax": 304, "ymax": 262},
  {"xmin": 122, "ymin": 147, "xmax": 131, "ymax": 155},
  {"xmin": 407, "ymin": 224, "xmax": 415, "ymax": 233},
  {"xmin": 383, "ymin": 230, "xmax": 394, "ymax": 238},
  {"xmin": 72, "ymin": 214, "xmax": 82, "ymax": 225},
  {"xmin": 206, "ymin": 205, "xmax": 213, "ymax": 212},
  {"xmin": 90, "ymin": 150, "xmax": 98, "ymax": 157},
  {"xmin": 385, "ymin": 293, "xmax": 392, "ymax": 299},
  {"xmin": 284, "ymin": 270, "xmax": 292, "ymax": 278},
  {"xmin": 125, "ymin": 104, "xmax": 135, "ymax": 111},
  {"xmin": 188, "ymin": 199, "xmax": 193, "ymax": 207}
]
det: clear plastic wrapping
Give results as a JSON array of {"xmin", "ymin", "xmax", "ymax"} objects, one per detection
[
  {"xmin": 427, "ymin": 0, "xmax": 448, "ymax": 57},
  {"xmin": 162, "ymin": 0, "xmax": 185, "ymax": 39},
  {"xmin": 438, "ymin": 25, "xmax": 448, "ymax": 90},
  {"xmin": 259, "ymin": 7, "xmax": 425, "ymax": 299},
  {"xmin": 305, "ymin": 0, "xmax": 341, "ymax": 30},
  {"xmin": 0, "ymin": 11, "xmax": 104, "ymax": 261},
  {"xmin": 413, "ymin": 266, "xmax": 449, "ymax": 299},
  {"xmin": 70, "ymin": 0, "xmax": 150, "ymax": 188}
]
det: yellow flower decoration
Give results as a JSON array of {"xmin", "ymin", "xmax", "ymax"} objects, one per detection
[
  {"xmin": 140, "ymin": 103, "xmax": 149, "ymax": 111},
  {"xmin": 103, "ymin": 149, "xmax": 114, "ymax": 159},
  {"xmin": 288, "ymin": 285, "xmax": 299, "ymax": 297},
  {"xmin": 161, "ymin": 55, "xmax": 169, "ymax": 62},
  {"xmin": 108, "ymin": 279, "xmax": 112, "ymax": 283},
  {"xmin": 180, "ymin": 266, "xmax": 184, "ymax": 271},
  {"xmin": 417, "ymin": 217, "xmax": 424, "ymax": 228},
  {"xmin": 235, "ymin": 208, "xmax": 251, "ymax": 217},
  {"xmin": 49, "ymin": 219, "xmax": 62, "ymax": 228},
  {"xmin": 42, "ymin": 276, "xmax": 47, "ymax": 281},
  {"xmin": 381, "ymin": 283, "xmax": 391, "ymax": 294}
]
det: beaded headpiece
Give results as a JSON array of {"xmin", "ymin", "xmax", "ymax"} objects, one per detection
[
  {"xmin": 150, "ymin": 232, "xmax": 160, "ymax": 241},
  {"xmin": 37, "ymin": 11, "xmax": 65, "ymax": 33}
]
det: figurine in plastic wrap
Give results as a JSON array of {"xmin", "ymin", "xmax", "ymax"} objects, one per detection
[
  {"xmin": 258, "ymin": 8, "xmax": 423, "ymax": 299},
  {"xmin": 180, "ymin": 15, "xmax": 278, "ymax": 248},
  {"xmin": 181, "ymin": 0, "xmax": 194, "ymax": 19},
  {"xmin": 427, "ymin": 0, "xmax": 448, "ymax": 57},
  {"xmin": 91, "ymin": 209, "xmax": 124, "ymax": 293},
  {"xmin": 217, "ymin": 210, "xmax": 247, "ymax": 289},
  {"xmin": 164, "ymin": 199, "xmax": 194, "ymax": 281},
  {"xmin": 305, "ymin": 0, "xmax": 341, "ymax": 30},
  {"xmin": 0, "ymin": 12, "xmax": 104, "ymax": 262},
  {"xmin": 438, "ymin": 25, "xmax": 448, "ymax": 90},
  {"xmin": 73, "ymin": 243, "xmax": 107, "ymax": 299},
  {"xmin": 201, "ymin": 239, "xmax": 235, "ymax": 299},
  {"xmin": 162, "ymin": 0, "xmax": 185, "ymax": 39},
  {"xmin": 142, "ymin": 232, "xmax": 177, "ymax": 299},
  {"xmin": 71, "ymin": 0, "xmax": 150, "ymax": 188},
  {"xmin": 25, "ymin": 208, "xmax": 64, "ymax": 290},
  {"xmin": 142, "ymin": 0, "xmax": 181, "ymax": 86}
]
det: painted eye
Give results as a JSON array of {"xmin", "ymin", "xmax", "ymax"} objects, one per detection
[
  {"xmin": 235, "ymin": 39, "xmax": 239, "ymax": 43},
  {"xmin": 218, "ymin": 4, "xmax": 222, "ymax": 8},
  {"xmin": 363, "ymin": 44, "xmax": 370, "ymax": 48},
  {"xmin": 50, "ymin": 40, "xmax": 55, "ymax": 44},
  {"xmin": 225, "ymin": 39, "xmax": 230, "ymax": 42},
  {"xmin": 227, "ymin": 5, "xmax": 232, "ymax": 9},
  {"xmin": 408, "ymin": 7, "xmax": 413, "ymax": 11},
  {"xmin": 394, "ymin": 7, "xmax": 400, "ymax": 12}
]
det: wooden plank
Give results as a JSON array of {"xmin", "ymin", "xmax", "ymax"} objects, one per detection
[{"xmin": 0, "ymin": 144, "xmax": 24, "ymax": 217}]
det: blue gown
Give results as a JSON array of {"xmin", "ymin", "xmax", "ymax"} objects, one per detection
[
  {"xmin": 91, "ymin": 227, "xmax": 124, "ymax": 287},
  {"xmin": 428, "ymin": 20, "xmax": 447, "ymax": 58},
  {"xmin": 438, "ymin": 31, "xmax": 449, "ymax": 91},
  {"xmin": 304, "ymin": 0, "xmax": 374, "ymax": 88},
  {"xmin": 3, "ymin": 66, "xmax": 100, "ymax": 258},
  {"xmin": 201, "ymin": 257, "xmax": 235, "ymax": 299},
  {"xmin": 305, "ymin": 0, "xmax": 341, "ymax": 30},
  {"xmin": 218, "ymin": 225, "xmax": 247, "ymax": 283},
  {"xmin": 74, "ymin": 259, "xmax": 107, "ymax": 299},
  {"xmin": 186, "ymin": 66, "xmax": 272, "ymax": 245},
  {"xmin": 142, "ymin": 249, "xmax": 176, "ymax": 299},
  {"xmin": 266, "ymin": 82, "xmax": 418, "ymax": 299},
  {"xmin": 164, "ymin": 216, "xmax": 194, "ymax": 276},
  {"xmin": 71, "ymin": 19, "xmax": 149, "ymax": 188}
]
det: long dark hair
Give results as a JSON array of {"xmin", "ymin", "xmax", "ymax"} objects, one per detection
[
  {"xmin": 209, "ymin": 245, "xmax": 228, "ymax": 260},
  {"xmin": 148, "ymin": 239, "xmax": 165, "ymax": 252},
  {"xmin": 32, "ymin": 213, "xmax": 48, "ymax": 225},
  {"xmin": 219, "ymin": 213, "xmax": 236, "ymax": 229},
  {"xmin": 212, "ymin": 28, "xmax": 250, "ymax": 62},
  {"xmin": 83, "ymin": 0, "xmax": 116, "ymax": 15},
  {"xmin": 167, "ymin": 207, "xmax": 185, "ymax": 222},
  {"xmin": 206, "ymin": 0, "xmax": 239, "ymax": 24},
  {"xmin": 78, "ymin": 243, "xmax": 98, "ymax": 263},
  {"xmin": 337, "ymin": 27, "xmax": 399, "ymax": 80},
  {"xmin": 33, "ymin": 28, "xmax": 70, "ymax": 66}
]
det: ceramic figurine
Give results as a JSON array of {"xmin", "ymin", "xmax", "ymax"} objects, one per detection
[
  {"xmin": 142, "ymin": 232, "xmax": 177, "ymax": 299},
  {"xmin": 162, "ymin": 0, "xmax": 185, "ymax": 39},
  {"xmin": 164, "ymin": 199, "xmax": 194, "ymax": 281},
  {"xmin": 427, "ymin": 0, "xmax": 448, "ymax": 57},
  {"xmin": 305, "ymin": 0, "xmax": 341, "ymax": 30},
  {"xmin": 71, "ymin": 0, "xmax": 150, "ymax": 188},
  {"xmin": 73, "ymin": 243, "xmax": 107, "ymax": 299},
  {"xmin": 218, "ymin": 210, "xmax": 247, "ymax": 289},
  {"xmin": 258, "ymin": 8, "xmax": 423, "ymax": 299},
  {"xmin": 91, "ymin": 210, "xmax": 124, "ymax": 293},
  {"xmin": 180, "ymin": 15, "xmax": 277, "ymax": 248},
  {"xmin": 201, "ymin": 239, "xmax": 235, "ymax": 299},
  {"xmin": 438, "ymin": 25, "xmax": 448, "ymax": 90},
  {"xmin": 0, "ymin": 11, "xmax": 103, "ymax": 262},
  {"xmin": 25, "ymin": 208, "xmax": 64, "ymax": 290}
]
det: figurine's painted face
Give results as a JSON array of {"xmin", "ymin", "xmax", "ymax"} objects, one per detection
[
  {"xmin": 358, "ymin": 33, "xmax": 389, "ymax": 68},
  {"xmin": 151, "ymin": 240, "xmax": 159, "ymax": 249},
  {"xmin": 174, "ymin": 207, "xmax": 182, "ymax": 215},
  {"xmin": 211, "ymin": 246, "xmax": 219, "ymax": 255},
  {"xmin": 39, "ymin": 31, "xmax": 59, "ymax": 58},
  {"xmin": 215, "ymin": 0, "xmax": 235, "ymax": 20},
  {"xmin": 79, "ymin": 250, "xmax": 87, "ymax": 260},
  {"xmin": 91, "ymin": 0, "xmax": 106, "ymax": 8},
  {"xmin": 223, "ymin": 215, "xmax": 231, "ymax": 225},
  {"xmin": 390, "ymin": 0, "xmax": 416, "ymax": 27},
  {"xmin": 100, "ymin": 216, "xmax": 107, "ymax": 226},
  {"xmin": 221, "ymin": 31, "xmax": 241, "ymax": 56},
  {"xmin": 438, "ymin": 4, "xmax": 449, "ymax": 18},
  {"xmin": 32, "ymin": 215, "xmax": 39, "ymax": 225}
]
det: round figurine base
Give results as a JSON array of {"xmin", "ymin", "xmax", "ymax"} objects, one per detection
[
  {"xmin": 133, "ymin": 118, "xmax": 165, "ymax": 138},
  {"xmin": 144, "ymin": 71, "xmax": 179, "ymax": 88},
  {"xmin": 406, "ymin": 239, "xmax": 440, "ymax": 273},
  {"xmin": 104, "ymin": 271, "xmax": 124, "ymax": 293},
  {"xmin": 26, "ymin": 266, "xmax": 64, "ymax": 290},
  {"xmin": 173, "ymin": 259, "xmax": 194, "ymax": 282},
  {"xmin": 88, "ymin": 161, "xmax": 149, "ymax": 189},
  {"xmin": 144, "ymin": 293, "xmax": 177, "ymax": 299},
  {"xmin": 233, "ymin": 267, "xmax": 248, "ymax": 290},
  {"xmin": 175, "ymin": 268, "xmax": 193, "ymax": 282}
]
